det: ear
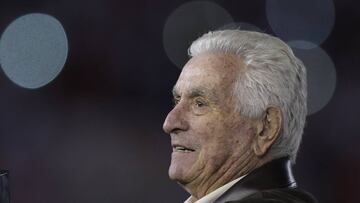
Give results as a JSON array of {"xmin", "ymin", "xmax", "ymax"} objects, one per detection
[{"xmin": 252, "ymin": 106, "xmax": 283, "ymax": 157}]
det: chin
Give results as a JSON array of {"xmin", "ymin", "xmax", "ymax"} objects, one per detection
[
  {"xmin": 169, "ymin": 151, "xmax": 199, "ymax": 183},
  {"xmin": 168, "ymin": 161, "xmax": 193, "ymax": 184},
  {"xmin": 168, "ymin": 163, "xmax": 184, "ymax": 181}
]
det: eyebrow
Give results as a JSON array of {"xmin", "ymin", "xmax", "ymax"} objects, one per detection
[{"xmin": 172, "ymin": 86, "xmax": 218, "ymax": 102}]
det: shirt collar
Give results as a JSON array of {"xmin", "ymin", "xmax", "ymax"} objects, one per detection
[{"xmin": 183, "ymin": 175, "xmax": 246, "ymax": 203}]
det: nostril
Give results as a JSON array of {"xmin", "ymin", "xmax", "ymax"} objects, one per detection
[
  {"xmin": 163, "ymin": 104, "xmax": 189, "ymax": 134},
  {"xmin": 171, "ymin": 128, "xmax": 185, "ymax": 135}
]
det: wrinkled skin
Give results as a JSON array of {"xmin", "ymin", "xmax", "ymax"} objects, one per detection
[{"xmin": 163, "ymin": 53, "xmax": 261, "ymax": 199}]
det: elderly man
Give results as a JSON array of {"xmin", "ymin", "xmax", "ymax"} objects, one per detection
[{"xmin": 163, "ymin": 30, "xmax": 317, "ymax": 203}]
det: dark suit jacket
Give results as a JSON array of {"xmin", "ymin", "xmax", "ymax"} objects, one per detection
[
  {"xmin": 214, "ymin": 157, "xmax": 317, "ymax": 203},
  {"xmin": 0, "ymin": 170, "xmax": 10, "ymax": 203}
]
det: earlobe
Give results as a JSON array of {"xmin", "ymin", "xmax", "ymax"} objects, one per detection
[{"xmin": 252, "ymin": 106, "xmax": 282, "ymax": 157}]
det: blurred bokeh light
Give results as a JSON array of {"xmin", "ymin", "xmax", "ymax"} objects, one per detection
[
  {"xmin": 266, "ymin": 0, "xmax": 335, "ymax": 48},
  {"xmin": 0, "ymin": 13, "xmax": 68, "ymax": 89},
  {"xmin": 163, "ymin": 1, "xmax": 233, "ymax": 68},
  {"xmin": 217, "ymin": 22, "xmax": 262, "ymax": 32},
  {"xmin": 289, "ymin": 41, "xmax": 337, "ymax": 115},
  {"xmin": 0, "ymin": 0, "xmax": 358, "ymax": 203}
]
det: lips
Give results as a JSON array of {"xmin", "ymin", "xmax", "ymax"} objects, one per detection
[{"xmin": 172, "ymin": 144, "xmax": 195, "ymax": 153}]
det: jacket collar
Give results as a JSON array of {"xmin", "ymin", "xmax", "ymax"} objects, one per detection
[{"xmin": 214, "ymin": 157, "xmax": 296, "ymax": 203}]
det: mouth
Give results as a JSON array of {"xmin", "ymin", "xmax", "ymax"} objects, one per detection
[{"xmin": 172, "ymin": 144, "xmax": 195, "ymax": 153}]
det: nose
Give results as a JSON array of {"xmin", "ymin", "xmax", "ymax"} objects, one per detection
[{"xmin": 163, "ymin": 104, "xmax": 189, "ymax": 134}]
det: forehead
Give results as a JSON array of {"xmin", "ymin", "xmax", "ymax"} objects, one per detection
[{"xmin": 174, "ymin": 53, "xmax": 245, "ymax": 95}]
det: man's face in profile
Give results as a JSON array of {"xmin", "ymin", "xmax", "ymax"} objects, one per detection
[{"xmin": 163, "ymin": 53, "xmax": 255, "ymax": 191}]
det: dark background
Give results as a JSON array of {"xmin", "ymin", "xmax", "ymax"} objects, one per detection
[{"xmin": 0, "ymin": 0, "xmax": 359, "ymax": 202}]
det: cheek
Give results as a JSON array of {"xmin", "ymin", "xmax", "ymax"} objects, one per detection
[
  {"xmin": 191, "ymin": 118, "xmax": 216, "ymax": 137},
  {"xmin": 197, "ymin": 122, "xmax": 221, "ymax": 145},
  {"xmin": 205, "ymin": 119, "xmax": 253, "ymax": 154},
  {"xmin": 196, "ymin": 136, "xmax": 233, "ymax": 172},
  {"xmin": 198, "ymin": 122, "xmax": 233, "ymax": 154},
  {"xmin": 191, "ymin": 113, "xmax": 253, "ymax": 153}
]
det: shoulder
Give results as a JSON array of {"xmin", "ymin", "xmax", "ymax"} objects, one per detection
[{"xmin": 225, "ymin": 188, "xmax": 317, "ymax": 203}]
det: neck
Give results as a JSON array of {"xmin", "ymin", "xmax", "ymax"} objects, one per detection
[{"xmin": 183, "ymin": 151, "xmax": 261, "ymax": 200}]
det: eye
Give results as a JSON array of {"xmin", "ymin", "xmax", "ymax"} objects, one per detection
[
  {"xmin": 192, "ymin": 98, "xmax": 209, "ymax": 115},
  {"xmin": 195, "ymin": 100, "xmax": 205, "ymax": 108}
]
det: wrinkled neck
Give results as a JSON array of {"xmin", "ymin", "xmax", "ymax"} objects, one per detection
[{"xmin": 183, "ymin": 150, "xmax": 261, "ymax": 199}]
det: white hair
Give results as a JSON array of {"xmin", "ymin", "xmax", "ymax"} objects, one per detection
[{"xmin": 188, "ymin": 30, "xmax": 307, "ymax": 163}]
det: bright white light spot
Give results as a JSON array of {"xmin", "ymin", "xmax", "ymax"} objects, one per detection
[
  {"xmin": 266, "ymin": 0, "xmax": 335, "ymax": 48},
  {"xmin": 163, "ymin": 1, "xmax": 233, "ymax": 68},
  {"xmin": 0, "ymin": 13, "xmax": 68, "ymax": 89},
  {"xmin": 289, "ymin": 41, "xmax": 337, "ymax": 115}
]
